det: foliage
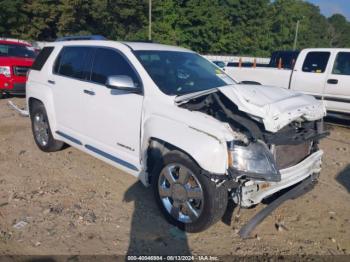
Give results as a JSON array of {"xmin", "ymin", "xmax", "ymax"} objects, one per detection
[{"xmin": 1, "ymin": 0, "xmax": 350, "ymax": 56}]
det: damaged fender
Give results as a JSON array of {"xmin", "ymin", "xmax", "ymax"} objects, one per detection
[{"xmin": 140, "ymin": 114, "xmax": 231, "ymax": 184}]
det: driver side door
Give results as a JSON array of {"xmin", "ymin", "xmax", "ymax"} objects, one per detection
[{"xmin": 82, "ymin": 47, "xmax": 144, "ymax": 174}]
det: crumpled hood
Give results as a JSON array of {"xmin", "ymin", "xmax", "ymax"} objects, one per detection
[{"xmin": 219, "ymin": 84, "xmax": 326, "ymax": 132}]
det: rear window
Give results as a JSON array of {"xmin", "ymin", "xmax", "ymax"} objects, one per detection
[
  {"xmin": 54, "ymin": 46, "xmax": 94, "ymax": 80},
  {"xmin": 302, "ymin": 52, "xmax": 330, "ymax": 73},
  {"xmin": 31, "ymin": 47, "xmax": 54, "ymax": 71},
  {"xmin": 332, "ymin": 52, "xmax": 350, "ymax": 76}
]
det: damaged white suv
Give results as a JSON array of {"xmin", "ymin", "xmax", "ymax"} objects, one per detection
[{"xmin": 26, "ymin": 36, "xmax": 328, "ymax": 233}]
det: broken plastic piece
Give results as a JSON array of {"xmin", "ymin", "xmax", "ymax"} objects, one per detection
[
  {"xmin": 239, "ymin": 175, "xmax": 317, "ymax": 239},
  {"xmin": 7, "ymin": 101, "xmax": 29, "ymax": 117}
]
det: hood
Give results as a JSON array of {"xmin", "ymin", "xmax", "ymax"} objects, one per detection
[
  {"xmin": 218, "ymin": 84, "xmax": 326, "ymax": 132},
  {"xmin": 0, "ymin": 56, "xmax": 34, "ymax": 67}
]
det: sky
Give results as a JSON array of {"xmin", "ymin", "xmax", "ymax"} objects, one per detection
[{"xmin": 307, "ymin": 0, "xmax": 350, "ymax": 20}]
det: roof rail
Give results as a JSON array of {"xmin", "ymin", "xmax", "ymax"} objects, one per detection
[{"xmin": 55, "ymin": 35, "xmax": 106, "ymax": 42}]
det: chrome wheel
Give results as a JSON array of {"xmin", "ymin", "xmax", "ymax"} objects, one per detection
[
  {"xmin": 33, "ymin": 113, "xmax": 49, "ymax": 147},
  {"xmin": 158, "ymin": 164, "xmax": 204, "ymax": 223}
]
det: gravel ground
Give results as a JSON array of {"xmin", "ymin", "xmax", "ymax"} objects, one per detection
[{"xmin": 0, "ymin": 97, "xmax": 349, "ymax": 257}]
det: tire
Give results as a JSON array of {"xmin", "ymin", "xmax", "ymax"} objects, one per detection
[
  {"xmin": 152, "ymin": 150, "xmax": 228, "ymax": 233},
  {"xmin": 30, "ymin": 101, "xmax": 64, "ymax": 152}
]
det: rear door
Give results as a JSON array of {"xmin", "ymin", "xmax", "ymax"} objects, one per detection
[
  {"xmin": 290, "ymin": 51, "xmax": 331, "ymax": 96},
  {"xmin": 51, "ymin": 46, "xmax": 94, "ymax": 142},
  {"xmin": 323, "ymin": 51, "xmax": 350, "ymax": 114}
]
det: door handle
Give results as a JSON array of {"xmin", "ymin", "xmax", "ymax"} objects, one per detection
[
  {"xmin": 327, "ymin": 79, "xmax": 338, "ymax": 84},
  {"xmin": 47, "ymin": 80, "xmax": 55, "ymax": 85},
  {"xmin": 83, "ymin": 90, "xmax": 95, "ymax": 96}
]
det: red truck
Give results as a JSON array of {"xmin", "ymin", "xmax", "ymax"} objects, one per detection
[{"xmin": 0, "ymin": 40, "xmax": 36, "ymax": 98}]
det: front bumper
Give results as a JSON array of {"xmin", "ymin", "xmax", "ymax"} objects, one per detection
[
  {"xmin": 0, "ymin": 83, "xmax": 26, "ymax": 95},
  {"xmin": 240, "ymin": 150, "xmax": 323, "ymax": 207}
]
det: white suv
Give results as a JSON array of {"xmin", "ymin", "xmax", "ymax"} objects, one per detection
[{"xmin": 27, "ymin": 36, "xmax": 328, "ymax": 232}]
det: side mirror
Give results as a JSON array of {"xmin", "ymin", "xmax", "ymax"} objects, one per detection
[{"xmin": 106, "ymin": 75, "xmax": 139, "ymax": 92}]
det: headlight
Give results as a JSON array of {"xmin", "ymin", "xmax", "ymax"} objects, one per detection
[
  {"xmin": 228, "ymin": 141, "xmax": 281, "ymax": 182},
  {"xmin": 0, "ymin": 66, "xmax": 11, "ymax": 77}
]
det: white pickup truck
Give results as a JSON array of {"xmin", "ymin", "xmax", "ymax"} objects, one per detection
[{"xmin": 225, "ymin": 48, "xmax": 350, "ymax": 116}]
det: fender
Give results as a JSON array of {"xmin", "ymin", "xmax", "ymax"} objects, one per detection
[
  {"xmin": 27, "ymin": 79, "xmax": 57, "ymax": 136},
  {"xmin": 141, "ymin": 114, "xmax": 230, "ymax": 177}
]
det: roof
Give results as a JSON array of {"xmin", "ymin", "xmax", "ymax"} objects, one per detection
[
  {"xmin": 47, "ymin": 40, "xmax": 193, "ymax": 53},
  {"xmin": 302, "ymin": 48, "xmax": 350, "ymax": 52},
  {"xmin": 0, "ymin": 40, "xmax": 31, "ymax": 46},
  {"xmin": 122, "ymin": 41, "xmax": 192, "ymax": 52}
]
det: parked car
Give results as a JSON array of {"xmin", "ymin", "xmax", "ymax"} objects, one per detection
[
  {"xmin": 226, "ymin": 48, "xmax": 350, "ymax": 116},
  {"xmin": 26, "ymin": 36, "xmax": 327, "ymax": 232},
  {"xmin": 226, "ymin": 61, "xmax": 269, "ymax": 68},
  {"xmin": 212, "ymin": 60, "xmax": 226, "ymax": 68},
  {"xmin": 0, "ymin": 40, "xmax": 36, "ymax": 98}
]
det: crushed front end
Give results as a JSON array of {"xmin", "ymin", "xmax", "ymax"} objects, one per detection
[
  {"xmin": 179, "ymin": 88, "xmax": 328, "ymax": 208},
  {"xmin": 227, "ymin": 120, "xmax": 326, "ymax": 207}
]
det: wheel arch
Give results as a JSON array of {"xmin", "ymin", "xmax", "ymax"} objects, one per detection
[
  {"xmin": 27, "ymin": 89, "xmax": 57, "ymax": 136},
  {"xmin": 141, "ymin": 116, "xmax": 229, "ymax": 185}
]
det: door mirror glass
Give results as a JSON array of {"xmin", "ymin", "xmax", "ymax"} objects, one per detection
[{"xmin": 106, "ymin": 75, "xmax": 138, "ymax": 92}]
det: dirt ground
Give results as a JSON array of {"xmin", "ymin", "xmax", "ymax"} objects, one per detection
[{"xmin": 0, "ymin": 97, "xmax": 349, "ymax": 258}]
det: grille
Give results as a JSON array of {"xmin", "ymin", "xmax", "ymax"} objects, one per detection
[
  {"xmin": 274, "ymin": 142, "xmax": 311, "ymax": 169},
  {"xmin": 13, "ymin": 66, "xmax": 30, "ymax": 76}
]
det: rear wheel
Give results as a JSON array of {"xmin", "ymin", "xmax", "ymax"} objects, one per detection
[
  {"xmin": 152, "ymin": 150, "xmax": 228, "ymax": 232},
  {"xmin": 30, "ymin": 101, "xmax": 64, "ymax": 152}
]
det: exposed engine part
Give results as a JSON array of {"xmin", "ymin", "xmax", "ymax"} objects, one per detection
[{"xmin": 180, "ymin": 91, "xmax": 328, "ymax": 146}]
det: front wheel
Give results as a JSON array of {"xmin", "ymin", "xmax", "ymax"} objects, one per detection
[{"xmin": 152, "ymin": 150, "xmax": 228, "ymax": 233}]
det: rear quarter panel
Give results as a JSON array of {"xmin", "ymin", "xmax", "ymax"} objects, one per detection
[{"xmin": 26, "ymin": 45, "xmax": 62, "ymax": 135}]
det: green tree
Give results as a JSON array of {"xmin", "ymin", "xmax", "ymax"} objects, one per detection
[
  {"xmin": 0, "ymin": 0, "xmax": 27, "ymax": 38},
  {"xmin": 270, "ymin": 0, "xmax": 330, "ymax": 52},
  {"xmin": 57, "ymin": 0, "xmax": 93, "ymax": 37},
  {"xmin": 152, "ymin": 0, "xmax": 182, "ymax": 45},
  {"xmin": 20, "ymin": 0, "xmax": 61, "ymax": 40},
  {"xmin": 2, "ymin": 0, "xmax": 350, "ymax": 55},
  {"xmin": 88, "ymin": 0, "xmax": 148, "ymax": 41},
  {"xmin": 328, "ymin": 14, "xmax": 350, "ymax": 48},
  {"xmin": 224, "ymin": 0, "xmax": 273, "ymax": 56}
]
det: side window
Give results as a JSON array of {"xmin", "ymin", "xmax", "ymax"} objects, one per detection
[
  {"xmin": 55, "ymin": 46, "xmax": 93, "ymax": 80},
  {"xmin": 302, "ymin": 52, "xmax": 330, "ymax": 73},
  {"xmin": 31, "ymin": 47, "xmax": 54, "ymax": 71},
  {"xmin": 91, "ymin": 48, "xmax": 140, "ymax": 86},
  {"xmin": 332, "ymin": 52, "xmax": 350, "ymax": 76}
]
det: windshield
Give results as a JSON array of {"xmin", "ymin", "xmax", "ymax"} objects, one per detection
[
  {"xmin": 0, "ymin": 44, "xmax": 36, "ymax": 59},
  {"xmin": 135, "ymin": 51, "xmax": 235, "ymax": 95}
]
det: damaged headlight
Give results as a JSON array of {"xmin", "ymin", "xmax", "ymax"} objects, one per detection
[{"xmin": 228, "ymin": 141, "xmax": 281, "ymax": 182}]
